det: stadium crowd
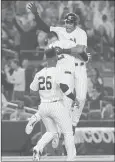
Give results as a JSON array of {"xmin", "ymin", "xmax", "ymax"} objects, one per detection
[{"xmin": 1, "ymin": 1, "xmax": 114, "ymax": 121}]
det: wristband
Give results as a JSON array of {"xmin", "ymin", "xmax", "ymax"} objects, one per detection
[
  {"xmin": 67, "ymin": 92, "xmax": 75, "ymax": 101},
  {"xmin": 63, "ymin": 48, "xmax": 71, "ymax": 54}
]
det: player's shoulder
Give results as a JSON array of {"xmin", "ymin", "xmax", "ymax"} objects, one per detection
[{"xmin": 35, "ymin": 68, "xmax": 46, "ymax": 77}]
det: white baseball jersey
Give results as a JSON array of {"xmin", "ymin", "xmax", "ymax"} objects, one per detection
[
  {"xmin": 49, "ymin": 40, "xmax": 77, "ymax": 109},
  {"xmin": 49, "ymin": 39, "xmax": 76, "ymax": 74},
  {"xmin": 30, "ymin": 67, "xmax": 65, "ymax": 102},
  {"xmin": 50, "ymin": 26, "xmax": 87, "ymax": 47},
  {"xmin": 50, "ymin": 26, "xmax": 88, "ymax": 123}
]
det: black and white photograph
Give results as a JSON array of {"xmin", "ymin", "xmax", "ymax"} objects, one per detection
[{"xmin": 1, "ymin": 0, "xmax": 114, "ymax": 162}]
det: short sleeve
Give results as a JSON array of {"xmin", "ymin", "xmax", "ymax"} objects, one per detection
[
  {"xmin": 30, "ymin": 74, "xmax": 39, "ymax": 91},
  {"xmin": 50, "ymin": 26, "xmax": 62, "ymax": 33}
]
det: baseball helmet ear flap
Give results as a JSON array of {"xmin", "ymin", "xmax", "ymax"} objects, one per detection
[{"xmin": 64, "ymin": 12, "xmax": 80, "ymax": 25}]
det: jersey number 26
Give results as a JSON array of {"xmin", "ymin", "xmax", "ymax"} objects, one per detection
[{"xmin": 38, "ymin": 76, "xmax": 52, "ymax": 90}]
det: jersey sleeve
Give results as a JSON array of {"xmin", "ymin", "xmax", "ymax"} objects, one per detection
[
  {"xmin": 30, "ymin": 74, "xmax": 39, "ymax": 91},
  {"xmin": 50, "ymin": 26, "xmax": 62, "ymax": 33}
]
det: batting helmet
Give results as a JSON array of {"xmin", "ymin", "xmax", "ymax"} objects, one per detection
[{"xmin": 64, "ymin": 13, "xmax": 79, "ymax": 25}]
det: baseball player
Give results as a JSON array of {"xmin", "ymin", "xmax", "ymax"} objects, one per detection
[
  {"xmin": 27, "ymin": 3, "xmax": 89, "ymax": 127},
  {"xmin": 27, "ymin": 47, "xmax": 76, "ymax": 161},
  {"xmin": 46, "ymin": 31, "xmax": 88, "ymax": 128},
  {"xmin": 25, "ymin": 32, "xmax": 80, "ymax": 149}
]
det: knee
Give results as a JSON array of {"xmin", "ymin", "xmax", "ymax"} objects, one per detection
[
  {"xmin": 35, "ymin": 112, "xmax": 41, "ymax": 121},
  {"xmin": 47, "ymin": 132, "xmax": 58, "ymax": 139},
  {"xmin": 64, "ymin": 132, "xmax": 74, "ymax": 139}
]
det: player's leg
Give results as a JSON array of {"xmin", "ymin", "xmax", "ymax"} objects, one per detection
[
  {"xmin": 52, "ymin": 101, "xmax": 76, "ymax": 161},
  {"xmin": 52, "ymin": 67, "xmax": 74, "ymax": 147},
  {"xmin": 33, "ymin": 117, "xmax": 58, "ymax": 160},
  {"xmin": 33, "ymin": 103, "xmax": 58, "ymax": 160},
  {"xmin": 25, "ymin": 110, "xmax": 41, "ymax": 134},
  {"xmin": 74, "ymin": 65, "xmax": 88, "ymax": 126}
]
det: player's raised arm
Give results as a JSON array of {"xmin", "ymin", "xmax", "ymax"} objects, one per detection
[{"xmin": 27, "ymin": 2, "xmax": 50, "ymax": 33}]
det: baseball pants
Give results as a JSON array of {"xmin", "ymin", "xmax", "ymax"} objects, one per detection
[
  {"xmin": 36, "ymin": 100, "xmax": 76, "ymax": 160},
  {"xmin": 73, "ymin": 63, "xmax": 88, "ymax": 125}
]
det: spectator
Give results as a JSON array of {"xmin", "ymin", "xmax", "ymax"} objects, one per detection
[
  {"xmin": 101, "ymin": 103, "xmax": 114, "ymax": 120},
  {"xmin": 101, "ymin": 14, "xmax": 114, "ymax": 40},
  {"xmin": 58, "ymin": 1, "xmax": 73, "ymax": 21},
  {"xmin": 87, "ymin": 68, "xmax": 104, "ymax": 110},
  {"xmin": 60, "ymin": 7, "xmax": 70, "ymax": 24},
  {"xmin": 5, "ymin": 59, "xmax": 25, "ymax": 101},
  {"xmin": 91, "ymin": 68, "xmax": 104, "ymax": 92},
  {"xmin": 10, "ymin": 101, "xmax": 32, "ymax": 121},
  {"xmin": 2, "ymin": 8, "xmax": 20, "ymax": 51},
  {"xmin": 44, "ymin": 2, "xmax": 59, "ymax": 20},
  {"xmin": 2, "ymin": 57, "xmax": 14, "ymax": 101},
  {"xmin": 37, "ymin": 31, "xmax": 47, "ymax": 49},
  {"xmin": 22, "ymin": 59, "xmax": 34, "ymax": 95},
  {"xmin": 13, "ymin": 10, "xmax": 38, "ymax": 62},
  {"xmin": 2, "ymin": 92, "xmax": 8, "ymax": 113}
]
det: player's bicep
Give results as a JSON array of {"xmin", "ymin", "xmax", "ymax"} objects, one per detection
[{"xmin": 30, "ymin": 75, "xmax": 39, "ymax": 92}]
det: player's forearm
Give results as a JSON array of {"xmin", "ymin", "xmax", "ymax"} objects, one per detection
[
  {"xmin": 63, "ymin": 46, "xmax": 88, "ymax": 62},
  {"xmin": 63, "ymin": 45, "xmax": 85, "ymax": 54},
  {"xmin": 34, "ymin": 13, "xmax": 50, "ymax": 33}
]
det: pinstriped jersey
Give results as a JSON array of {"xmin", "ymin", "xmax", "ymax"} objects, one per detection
[{"xmin": 30, "ymin": 67, "xmax": 64, "ymax": 102}]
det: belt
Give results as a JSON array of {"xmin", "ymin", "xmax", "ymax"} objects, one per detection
[
  {"xmin": 42, "ymin": 99, "xmax": 62, "ymax": 103},
  {"xmin": 75, "ymin": 62, "xmax": 84, "ymax": 66}
]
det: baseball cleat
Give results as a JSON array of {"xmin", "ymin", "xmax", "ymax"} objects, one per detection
[{"xmin": 33, "ymin": 146, "xmax": 41, "ymax": 161}]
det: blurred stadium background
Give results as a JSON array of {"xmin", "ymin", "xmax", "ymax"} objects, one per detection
[{"xmin": 1, "ymin": 0, "xmax": 114, "ymax": 161}]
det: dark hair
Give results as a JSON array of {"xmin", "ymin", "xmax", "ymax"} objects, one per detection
[
  {"xmin": 102, "ymin": 14, "xmax": 107, "ymax": 21},
  {"xmin": 47, "ymin": 31, "xmax": 59, "ymax": 40},
  {"xmin": 11, "ymin": 59, "xmax": 19, "ymax": 66},
  {"xmin": 45, "ymin": 47, "xmax": 56, "ymax": 59},
  {"xmin": 94, "ymin": 68, "xmax": 100, "ymax": 78}
]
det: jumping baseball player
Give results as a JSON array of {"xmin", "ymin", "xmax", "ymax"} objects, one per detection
[
  {"xmin": 46, "ymin": 31, "xmax": 88, "ymax": 128},
  {"xmin": 27, "ymin": 47, "xmax": 76, "ymax": 161},
  {"xmin": 27, "ymin": 3, "xmax": 89, "ymax": 127}
]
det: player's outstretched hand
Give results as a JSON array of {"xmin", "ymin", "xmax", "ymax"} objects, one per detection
[{"xmin": 26, "ymin": 2, "xmax": 39, "ymax": 15}]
